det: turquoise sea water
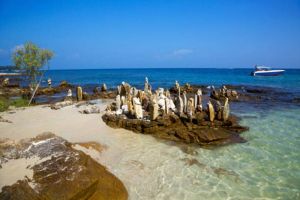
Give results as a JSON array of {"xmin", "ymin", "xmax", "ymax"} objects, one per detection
[
  {"xmin": 44, "ymin": 68, "xmax": 299, "ymax": 199},
  {"xmin": 44, "ymin": 68, "xmax": 300, "ymax": 91}
]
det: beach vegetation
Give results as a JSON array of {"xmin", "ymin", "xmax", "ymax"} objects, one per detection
[
  {"xmin": 0, "ymin": 97, "xmax": 10, "ymax": 112},
  {"xmin": 12, "ymin": 42, "xmax": 53, "ymax": 89},
  {"xmin": 0, "ymin": 96, "xmax": 29, "ymax": 112},
  {"xmin": 10, "ymin": 98, "xmax": 29, "ymax": 108}
]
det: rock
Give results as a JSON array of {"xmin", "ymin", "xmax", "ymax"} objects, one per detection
[
  {"xmin": 137, "ymin": 90, "xmax": 145, "ymax": 102},
  {"xmin": 51, "ymin": 100, "xmax": 73, "ymax": 110},
  {"xmin": 59, "ymin": 80, "xmax": 71, "ymax": 88},
  {"xmin": 144, "ymin": 77, "xmax": 152, "ymax": 94},
  {"xmin": 164, "ymin": 98, "xmax": 169, "ymax": 114},
  {"xmin": 2, "ymin": 78, "xmax": 9, "ymax": 86},
  {"xmin": 0, "ymin": 116, "xmax": 12, "ymax": 123},
  {"xmin": 175, "ymin": 95, "xmax": 184, "ymax": 115},
  {"xmin": 116, "ymin": 109, "xmax": 123, "ymax": 115},
  {"xmin": 117, "ymin": 85, "xmax": 121, "ymax": 95},
  {"xmin": 67, "ymin": 89, "xmax": 72, "ymax": 97},
  {"xmin": 187, "ymin": 98, "xmax": 194, "ymax": 119},
  {"xmin": 121, "ymin": 104, "xmax": 128, "ymax": 113},
  {"xmin": 175, "ymin": 80, "xmax": 180, "ymax": 91},
  {"xmin": 116, "ymin": 95, "xmax": 121, "ymax": 110},
  {"xmin": 93, "ymin": 86, "xmax": 101, "ymax": 94},
  {"xmin": 133, "ymin": 97, "xmax": 143, "ymax": 119},
  {"xmin": 0, "ymin": 133, "xmax": 128, "ymax": 200},
  {"xmin": 102, "ymin": 113, "xmax": 247, "ymax": 146},
  {"xmin": 231, "ymin": 90, "xmax": 238, "ymax": 97},
  {"xmin": 120, "ymin": 82, "xmax": 131, "ymax": 97},
  {"xmin": 127, "ymin": 94, "xmax": 134, "ymax": 115},
  {"xmin": 121, "ymin": 96, "xmax": 126, "ymax": 106},
  {"xmin": 215, "ymin": 100, "xmax": 222, "ymax": 120},
  {"xmin": 207, "ymin": 101, "xmax": 215, "ymax": 122},
  {"xmin": 195, "ymin": 89, "xmax": 203, "ymax": 112},
  {"xmin": 141, "ymin": 96, "xmax": 149, "ymax": 111},
  {"xmin": 157, "ymin": 95, "xmax": 166, "ymax": 109},
  {"xmin": 144, "ymin": 77, "xmax": 149, "ymax": 93},
  {"xmin": 183, "ymin": 91, "xmax": 187, "ymax": 113},
  {"xmin": 149, "ymin": 96, "xmax": 159, "ymax": 120},
  {"xmin": 184, "ymin": 83, "xmax": 192, "ymax": 92},
  {"xmin": 82, "ymin": 92, "xmax": 90, "ymax": 100},
  {"xmin": 80, "ymin": 105, "xmax": 101, "ymax": 114},
  {"xmin": 165, "ymin": 90, "xmax": 170, "ymax": 98},
  {"xmin": 226, "ymin": 89, "xmax": 231, "ymax": 97},
  {"xmin": 76, "ymin": 86, "xmax": 83, "ymax": 101},
  {"xmin": 168, "ymin": 98, "xmax": 176, "ymax": 111},
  {"xmin": 222, "ymin": 97, "xmax": 230, "ymax": 121},
  {"xmin": 131, "ymin": 87, "xmax": 138, "ymax": 97},
  {"xmin": 64, "ymin": 89, "xmax": 73, "ymax": 101},
  {"xmin": 101, "ymin": 83, "xmax": 107, "ymax": 92}
]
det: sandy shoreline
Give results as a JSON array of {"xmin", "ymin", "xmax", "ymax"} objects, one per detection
[{"xmin": 0, "ymin": 100, "xmax": 166, "ymax": 199}]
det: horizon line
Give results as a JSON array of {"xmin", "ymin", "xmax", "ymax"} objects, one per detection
[{"xmin": 45, "ymin": 67, "xmax": 300, "ymax": 70}]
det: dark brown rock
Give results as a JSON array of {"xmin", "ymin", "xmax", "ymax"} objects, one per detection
[
  {"xmin": 0, "ymin": 133, "xmax": 128, "ymax": 200},
  {"xmin": 102, "ymin": 113, "xmax": 248, "ymax": 147}
]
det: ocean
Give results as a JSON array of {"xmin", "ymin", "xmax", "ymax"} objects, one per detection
[
  {"xmin": 45, "ymin": 68, "xmax": 300, "ymax": 199},
  {"xmin": 44, "ymin": 68, "xmax": 300, "ymax": 91}
]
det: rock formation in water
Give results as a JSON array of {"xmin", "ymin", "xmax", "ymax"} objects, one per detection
[
  {"xmin": 102, "ymin": 78, "xmax": 248, "ymax": 146},
  {"xmin": 0, "ymin": 133, "xmax": 128, "ymax": 200},
  {"xmin": 211, "ymin": 85, "xmax": 239, "ymax": 101}
]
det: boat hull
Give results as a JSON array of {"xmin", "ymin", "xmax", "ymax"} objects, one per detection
[{"xmin": 252, "ymin": 70, "xmax": 285, "ymax": 76}]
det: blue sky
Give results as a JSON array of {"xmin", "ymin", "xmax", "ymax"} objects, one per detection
[{"xmin": 0, "ymin": 0, "xmax": 300, "ymax": 69}]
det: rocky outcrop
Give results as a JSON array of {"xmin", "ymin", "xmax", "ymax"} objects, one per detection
[
  {"xmin": 210, "ymin": 85, "xmax": 239, "ymax": 101},
  {"xmin": 102, "ymin": 112, "xmax": 248, "ymax": 146},
  {"xmin": 0, "ymin": 133, "xmax": 128, "ymax": 200},
  {"xmin": 102, "ymin": 79, "xmax": 249, "ymax": 147}
]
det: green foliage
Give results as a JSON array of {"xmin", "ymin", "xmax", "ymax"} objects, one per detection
[
  {"xmin": 10, "ymin": 98, "xmax": 29, "ymax": 108},
  {"xmin": 0, "ymin": 97, "xmax": 10, "ymax": 112},
  {"xmin": 0, "ymin": 97, "xmax": 29, "ymax": 112},
  {"xmin": 12, "ymin": 42, "xmax": 54, "ymax": 88}
]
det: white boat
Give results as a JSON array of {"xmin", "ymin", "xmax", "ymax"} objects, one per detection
[{"xmin": 251, "ymin": 65, "xmax": 285, "ymax": 76}]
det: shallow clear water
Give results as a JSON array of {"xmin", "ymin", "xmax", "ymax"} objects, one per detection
[{"xmin": 94, "ymin": 104, "xmax": 300, "ymax": 200}]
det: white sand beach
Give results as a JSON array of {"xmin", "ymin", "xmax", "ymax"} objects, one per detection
[{"xmin": 0, "ymin": 100, "xmax": 192, "ymax": 199}]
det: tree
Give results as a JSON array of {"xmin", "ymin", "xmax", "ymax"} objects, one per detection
[{"xmin": 12, "ymin": 42, "xmax": 53, "ymax": 89}]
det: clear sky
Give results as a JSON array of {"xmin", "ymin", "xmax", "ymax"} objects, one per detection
[{"xmin": 0, "ymin": 0, "xmax": 300, "ymax": 69}]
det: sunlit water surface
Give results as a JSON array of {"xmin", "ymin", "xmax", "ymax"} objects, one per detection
[{"xmin": 88, "ymin": 104, "xmax": 300, "ymax": 200}]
